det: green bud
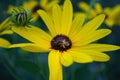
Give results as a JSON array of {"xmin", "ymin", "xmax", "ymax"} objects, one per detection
[{"xmin": 11, "ymin": 7, "xmax": 32, "ymax": 27}]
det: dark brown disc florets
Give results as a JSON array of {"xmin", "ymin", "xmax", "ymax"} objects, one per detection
[
  {"xmin": 51, "ymin": 35, "xmax": 72, "ymax": 52},
  {"xmin": 32, "ymin": 5, "xmax": 44, "ymax": 13}
]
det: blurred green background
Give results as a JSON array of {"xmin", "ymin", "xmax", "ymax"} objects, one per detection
[{"xmin": 0, "ymin": 0, "xmax": 120, "ymax": 80}]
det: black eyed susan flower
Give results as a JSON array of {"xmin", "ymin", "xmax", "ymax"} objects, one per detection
[
  {"xmin": 0, "ymin": 18, "xmax": 13, "ymax": 48},
  {"xmin": 10, "ymin": 0, "xmax": 120, "ymax": 80},
  {"xmin": 78, "ymin": 2, "xmax": 120, "ymax": 27},
  {"xmin": 104, "ymin": 5, "xmax": 120, "ymax": 26},
  {"xmin": 7, "ymin": 0, "xmax": 60, "ymax": 21}
]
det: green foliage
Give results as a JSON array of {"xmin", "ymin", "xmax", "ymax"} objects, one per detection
[{"xmin": 18, "ymin": 60, "xmax": 40, "ymax": 74}]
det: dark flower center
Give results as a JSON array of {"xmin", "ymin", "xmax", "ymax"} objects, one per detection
[
  {"xmin": 51, "ymin": 35, "xmax": 72, "ymax": 52},
  {"xmin": 32, "ymin": 5, "xmax": 44, "ymax": 13}
]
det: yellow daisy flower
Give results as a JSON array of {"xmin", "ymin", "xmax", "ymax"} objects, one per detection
[
  {"xmin": 0, "ymin": 18, "xmax": 13, "ymax": 48},
  {"xmin": 78, "ymin": 2, "xmax": 120, "ymax": 27},
  {"xmin": 104, "ymin": 5, "xmax": 120, "ymax": 26},
  {"xmin": 10, "ymin": 0, "xmax": 119, "ymax": 80},
  {"xmin": 78, "ymin": 2, "xmax": 100, "ymax": 19},
  {"xmin": 7, "ymin": 0, "xmax": 60, "ymax": 21}
]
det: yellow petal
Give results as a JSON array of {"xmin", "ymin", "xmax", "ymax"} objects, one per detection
[
  {"xmin": 9, "ymin": 43, "xmax": 50, "ymax": 52},
  {"xmin": 81, "ymin": 14, "xmax": 105, "ymax": 34},
  {"xmin": 48, "ymin": 50, "xmax": 62, "ymax": 80},
  {"xmin": 47, "ymin": 0, "xmax": 60, "ymax": 10},
  {"xmin": 52, "ymin": 4, "xmax": 62, "ymax": 34},
  {"xmin": 69, "ymin": 13, "xmax": 85, "ymax": 37},
  {"xmin": 78, "ymin": 2, "xmax": 97, "ymax": 17},
  {"xmin": 40, "ymin": 0, "xmax": 47, "ymax": 7},
  {"xmin": 0, "ymin": 30, "xmax": 13, "ymax": 36},
  {"xmin": 0, "ymin": 17, "xmax": 12, "ymax": 31},
  {"xmin": 72, "ymin": 14, "xmax": 105, "ymax": 43},
  {"xmin": 60, "ymin": 52, "xmax": 73, "ymax": 67},
  {"xmin": 31, "ymin": 14, "xmax": 39, "ymax": 22},
  {"xmin": 104, "ymin": 7, "xmax": 111, "ymax": 14},
  {"xmin": 68, "ymin": 50, "xmax": 93, "ymax": 63},
  {"xmin": 73, "ymin": 29, "xmax": 111, "ymax": 46},
  {"xmin": 80, "ymin": 44, "xmax": 120, "ymax": 52},
  {"xmin": 77, "ymin": 50, "xmax": 110, "ymax": 62},
  {"xmin": 6, "ymin": 5, "xmax": 15, "ymax": 14},
  {"xmin": 37, "ymin": 10, "xmax": 55, "ymax": 36},
  {"xmin": 12, "ymin": 26, "xmax": 51, "ymax": 49},
  {"xmin": 82, "ymin": 29, "xmax": 111, "ymax": 44},
  {"xmin": 105, "ymin": 19, "xmax": 114, "ymax": 27},
  {"xmin": 61, "ymin": 0, "xmax": 73, "ymax": 35},
  {"xmin": 94, "ymin": 3, "xmax": 103, "ymax": 13},
  {"xmin": 23, "ymin": 0, "xmax": 37, "ymax": 10},
  {"xmin": 0, "ymin": 38, "xmax": 11, "ymax": 48},
  {"xmin": 112, "ymin": 5, "xmax": 120, "ymax": 14},
  {"xmin": 78, "ymin": 2, "xmax": 89, "ymax": 12}
]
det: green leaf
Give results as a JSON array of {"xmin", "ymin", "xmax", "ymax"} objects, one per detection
[{"xmin": 18, "ymin": 60, "xmax": 40, "ymax": 74}]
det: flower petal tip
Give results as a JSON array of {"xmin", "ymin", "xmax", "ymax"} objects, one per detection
[
  {"xmin": 100, "ymin": 54, "xmax": 110, "ymax": 62},
  {"xmin": 98, "ymin": 14, "xmax": 106, "ymax": 19}
]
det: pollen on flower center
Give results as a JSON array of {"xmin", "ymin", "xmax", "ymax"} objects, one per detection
[{"xmin": 51, "ymin": 35, "xmax": 72, "ymax": 52}]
